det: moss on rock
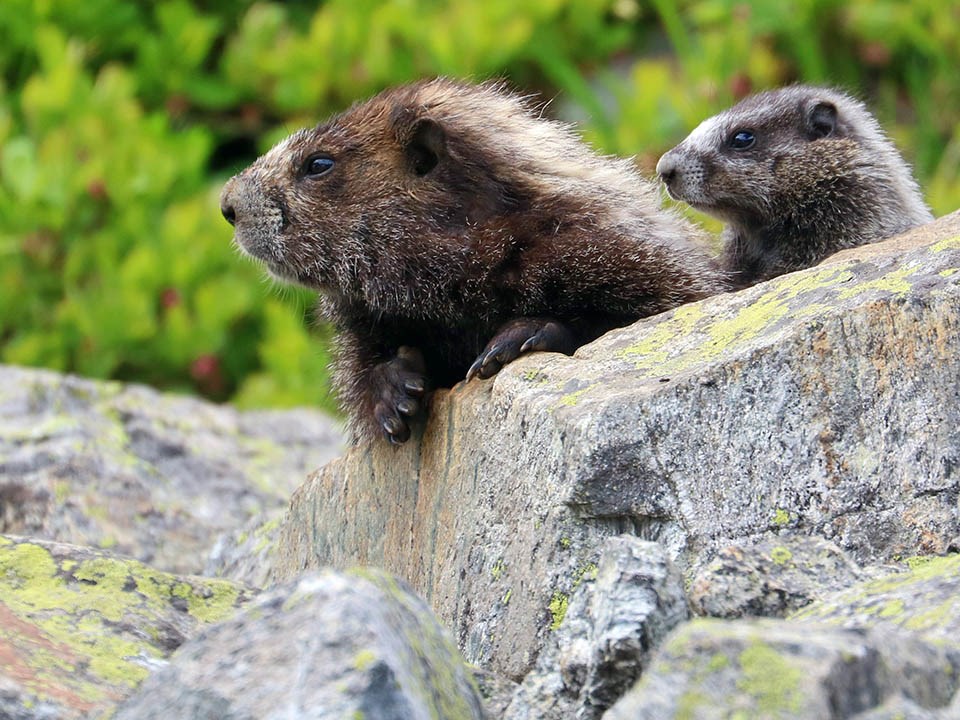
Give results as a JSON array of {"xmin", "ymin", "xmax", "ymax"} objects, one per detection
[{"xmin": 0, "ymin": 535, "xmax": 254, "ymax": 719}]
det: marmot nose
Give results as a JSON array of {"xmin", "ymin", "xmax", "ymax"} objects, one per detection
[
  {"xmin": 655, "ymin": 153, "xmax": 678, "ymax": 183},
  {"xmin": 219, "ymin": 179, "xmax": 238, "ymax": 226},
  {"xmin": 221, "ymin": 202, "xmax": 237, "ymax": 226}
]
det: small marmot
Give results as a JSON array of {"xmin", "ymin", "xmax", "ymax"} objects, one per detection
[
  {"xmin": 220, "ymin": 78, "xmax": 726, "ymax": 443},
  {"xmin": 656, "ymin": 85, "xmax": 934, "ymax": 289}
]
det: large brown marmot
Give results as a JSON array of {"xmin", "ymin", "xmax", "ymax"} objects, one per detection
[
  {"xmin": 656, "ymin": 85, "xmax": 934, "ymax": 289},
  {"xmin": 220, "ymin": 78, "xmax": 726, "ymax": 443}
]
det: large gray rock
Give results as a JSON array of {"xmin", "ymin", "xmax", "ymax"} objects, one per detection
[
  {"xmin": 604, "ymin": 618, "xmax": 960, "ymax": 719},
  {"xmin": 273, "ymin": 213, "xmax": 960, "ymax": 678},
  {"xmin": 114, "ymin": 569, "xmax": 486, "ymax": 720},
  {"xmin": 0, "ymin": 365, "xmax": 342, "ymax": 575},
  {"xmin": 0, "ymin": 534, "xmax": 254, "ymax": 720},
  {"xmin": 204, "ymin": 514, "xmax": 285, "ymax": 588},
  {"xmin": 793, "ymin": 553, "xmax": 960, "ymax": 642},
  {"xmin": 504, "ymin": 536, "xmax": 688, "ymax": 720},
  {"xmin": 851, "ymin": 695, "xmax": 944, "ymax": 720},
  {"xmin": 605, "ymin": 552, "xmax": 960, "ymax": 719},
  {"xmin": 688, "ymin": 534, "xmax": 870, "ymax": 618}
]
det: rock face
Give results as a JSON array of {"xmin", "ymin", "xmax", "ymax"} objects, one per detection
[
  {"xmin": 608, "ymin": 554, "xmax": 960, "ymax": 718},
  {"xmin": 0, "ymin": 535, "xmax": 254, "ymax": 720},
  {"xmin": 793, "ymin": 553, "xmax": 960, "ymax": 642},
  {"xmin": 273, "ymin": 212, "xmax": 960, "ymax": 678},
  {"xmin": 114, "ymin": 570, "xmax": 486, "ymax": 720},
  {"xmin": 688, "ymin": 534, "xmax": 871, "ymax": 618},
  {"xmin": 604, "ymin": 618, "xmax": 960, "ymax": 720},
  {"xmin": 204, "ymin": 514, "xmax": 285, "ymax": 588},
  {"xmin": 504, "ymin": 536, "xmax": 688, "ymax": 720},
  {"xmin": 0, "ymin": 365, "xmax": 343, "ymax": 575}
]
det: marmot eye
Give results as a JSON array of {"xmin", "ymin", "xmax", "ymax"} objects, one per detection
[
  {"xmin": 729, "ymin": 130, "xmax": 756, "ymax": 150},
  {"xmin": 304, "ymin": 156, "xmax": 335, "ymax": 177}
]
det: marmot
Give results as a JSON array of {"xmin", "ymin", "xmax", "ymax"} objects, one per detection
[
  {"xmin": 656, "ymin": 85, "xmax": 933, "ymax": 289},
  {"xmin": 220, "ymin": 78, "xmax": 726, "ymax": 443}
]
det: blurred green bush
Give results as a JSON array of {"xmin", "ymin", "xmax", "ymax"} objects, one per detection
[{"xmin": 1, "ymin": 0, "xmax": 957, "ymax": 412}]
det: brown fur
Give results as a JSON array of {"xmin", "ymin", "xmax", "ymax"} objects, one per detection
[
  {"xmin": 657, "ymin": 85, "xmax": 933, "ymax": 289},
  {"xmin": 221, "ymin": 78, "xmax": 727, "ymax": 443}
]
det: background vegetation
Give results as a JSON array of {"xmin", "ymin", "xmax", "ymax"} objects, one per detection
[{"xmin": 1, "ymin": 0, "xmax": 957, "ymax": 414}]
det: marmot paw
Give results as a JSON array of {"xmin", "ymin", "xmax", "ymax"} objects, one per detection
[
  {"xmin": 466, "ymin": 317, "xmax": 575, "ymax": 381},
  {"xmin": 371, "ymin": 346, "xmax": 427, "ymax": 444}
]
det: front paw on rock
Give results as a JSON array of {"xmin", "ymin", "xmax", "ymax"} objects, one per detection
[
  {"xmin": 466, "ymin": 317, "xmax": 575, "ymax": 381},
  {"xmin": 372, "ymin": 346, "xmax": 427, "ymax": 444}
]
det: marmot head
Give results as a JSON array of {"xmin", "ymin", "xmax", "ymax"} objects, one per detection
[
  {"xmin": 220, "ymin": 78, "xmax": 667, "ymax": 303},
  {"xmin": 220, "ymin": 79, "xmax": 522, "ymax": 293},
  {"xmin": 655, "ymin": 85, "xmax": 928, "ymax": 231}
]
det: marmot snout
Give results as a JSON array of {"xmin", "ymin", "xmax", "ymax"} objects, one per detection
[
  {"xmin": 657, "ymin": 85, "xmax": 933, "ymax": 288},
  {"xmin": 222, "ymin": 78, "xmax": 727, "ymax": 443}
]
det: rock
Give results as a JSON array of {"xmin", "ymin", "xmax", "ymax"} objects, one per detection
[
  {"xmin": 0, "ymin": 365, "xmax": 343, "ymax": 575},
  {"xmin": 0, "ymin": 534, "xmax": 254, "ymax": 720},
  {"xmin": 204, "ymin": 514, "xmax": 285, "ymax": 588},
  {"xmin": 850, "ymin": 695, "xmax": 945, "ymax": 720},
  {"xmin": 688, "ymin": 534, "xmax": 869, "ymax": 618},
  {"xmin": 604, "ymin": 618, "xmax": 960, "ymax": 719},
  {"xmin": 113, "ymin": 569, "xmax": 486, "ymax": 720},
  {"xmin": 473, "ymin": 667, "xmax": 518, "ymax": 719},
  {"xmin": 606, "ymin": 555, "xmax": 960, "ymax": 718},
  {"xmin": 504, "ymin": 536, "xmax": 688, "ymax": 720},
  {"xmin": 272, "ymin": 212, "xmax": 960, "ymax": 677},
  {"xmin": 793, "ymin": 553, "xmax": 960, "ymax": 642}
]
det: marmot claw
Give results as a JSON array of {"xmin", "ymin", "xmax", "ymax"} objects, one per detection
[{"xmin": 466, "ymin": 317, "xmax": 575, "ymax": 381}]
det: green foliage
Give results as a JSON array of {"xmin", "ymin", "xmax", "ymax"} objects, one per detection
[{"xmin": 0, "ymin": 0, "xmax": 956, "ymax": 412}]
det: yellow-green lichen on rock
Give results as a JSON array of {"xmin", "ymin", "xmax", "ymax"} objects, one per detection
[
  {"xmin": 113, "ymin": 569, "xmax": 485, "ymax": 720},
  {"xmin": 0, "ymin": 535, "xmax": 255, "ymax": 719},
  {"xmin": 581, "ymin": 221, "xmax": 960, "ymax": 398},
  {"xmin": 736, "ymin": 641, "xmax": 804, "ymax": 715},
  {"xmin": 548, "ymin": 591, "xmax": 569, "ymax": 631},
  {"xmin": 769, "ymin": 546, "xmax": 793, "ymax": 565},
  {"xmin": 792, "ymin": 554, "xmax": 960, "ymax": 640},
  {"xmin": 772, "ymin": 508, "xmax": 792, "ymax": 527},
  {"xmin": 0, "ymin": 364, "xmax": 343, "ymax": 583},
  {"xmin": 606, "ymin": 612, "xmax": 960, "ymax": 719}
]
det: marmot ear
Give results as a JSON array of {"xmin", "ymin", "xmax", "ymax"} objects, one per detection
[
  {"xmin": 806, "ymin": 101, "xmax": 838, "ymax": 140},
  {"xmin": 394, "ymin": 113, "xmax": 446, "ymax": 177}
]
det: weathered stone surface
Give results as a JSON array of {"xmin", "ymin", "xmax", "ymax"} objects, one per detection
[
  {"xmin": 273, "ymin": 213, "xmax": 960, "ymax": 677},
  {"xmin": 504, "ymin": 536, "xmax": 688, "ymax": 720},
  {"xmin": 793, "ymin": 553, "xmax": 960, "ymax": 642},
  {"xmin": 473, "ymin": 667, "xmax": 517, "ymax": 719},
  {"xmin": 114, "ymin": 569, "xmax": 485, "ymax": 720},
  {"xmin": 0, "ymin": 365, "xmax": 343, "ymax": 575},
  {"xmin": 0, "ymin": 534, "xmax": 254, "ymax": 720},
  {"xmin": 204, "ymin": 514, "xmax": 283, "ymax": 588},
  {"xmin": 689, "ymin": 533, "xmax": 869, "ymax": 618},
  {"xmin": 604, "ymin": 618, "xmax": 960, "ymax": 720},
  {"xmin": 850, "ymin": 695, "xmax": 945, "ymax": 720}
]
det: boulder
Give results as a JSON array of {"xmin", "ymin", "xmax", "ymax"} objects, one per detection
[
  {"xmin": 604, "ymin": 617, "xmax": 960, "ymax": 720},
  {"xmin": 204, "ymin": 514, "xmax": 284, "ymax": 588},
  {"xmin": 0, "ymin": 535, "xmax": 254, "ymax": 720},
  {"xmin": 605, "ymin": 552, "xmax": 960, "ymax": 719},
  {"xmin": 0, "ymin": 365, "xmax": 343, "ymax": 575},
  {"xmin": 114, "ymin": 569, "xmax": 486, "ymax": 720},
  {"xmin": 273, "ymin": 212, "xmax": 960, "ymax": 678},
  {"xmin": 688, "ymin": 533, "xmax": 871, "ymax": 618},
  {"xmin": 850, "ymin": 695, "xmax": 947, "ymax": 720},
  {"xmin": 503, "ymin": 536, "xmax": 688, "ymax": 719},
  {"xmin": 793, "ymin": 553, "xmax": 960, "ymax": 643},
  {"xmin": 473, "ymin": 667, "xmax": 518, "ymax": 719}
]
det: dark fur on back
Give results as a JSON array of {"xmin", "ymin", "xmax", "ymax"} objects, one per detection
[
  {"xmin": 657, "ymin": 85, "xmax": 933, "ymax": 289},
  {"xmin": 221, "ymin": 78, "xmax": 727, "ymax": 442}
]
